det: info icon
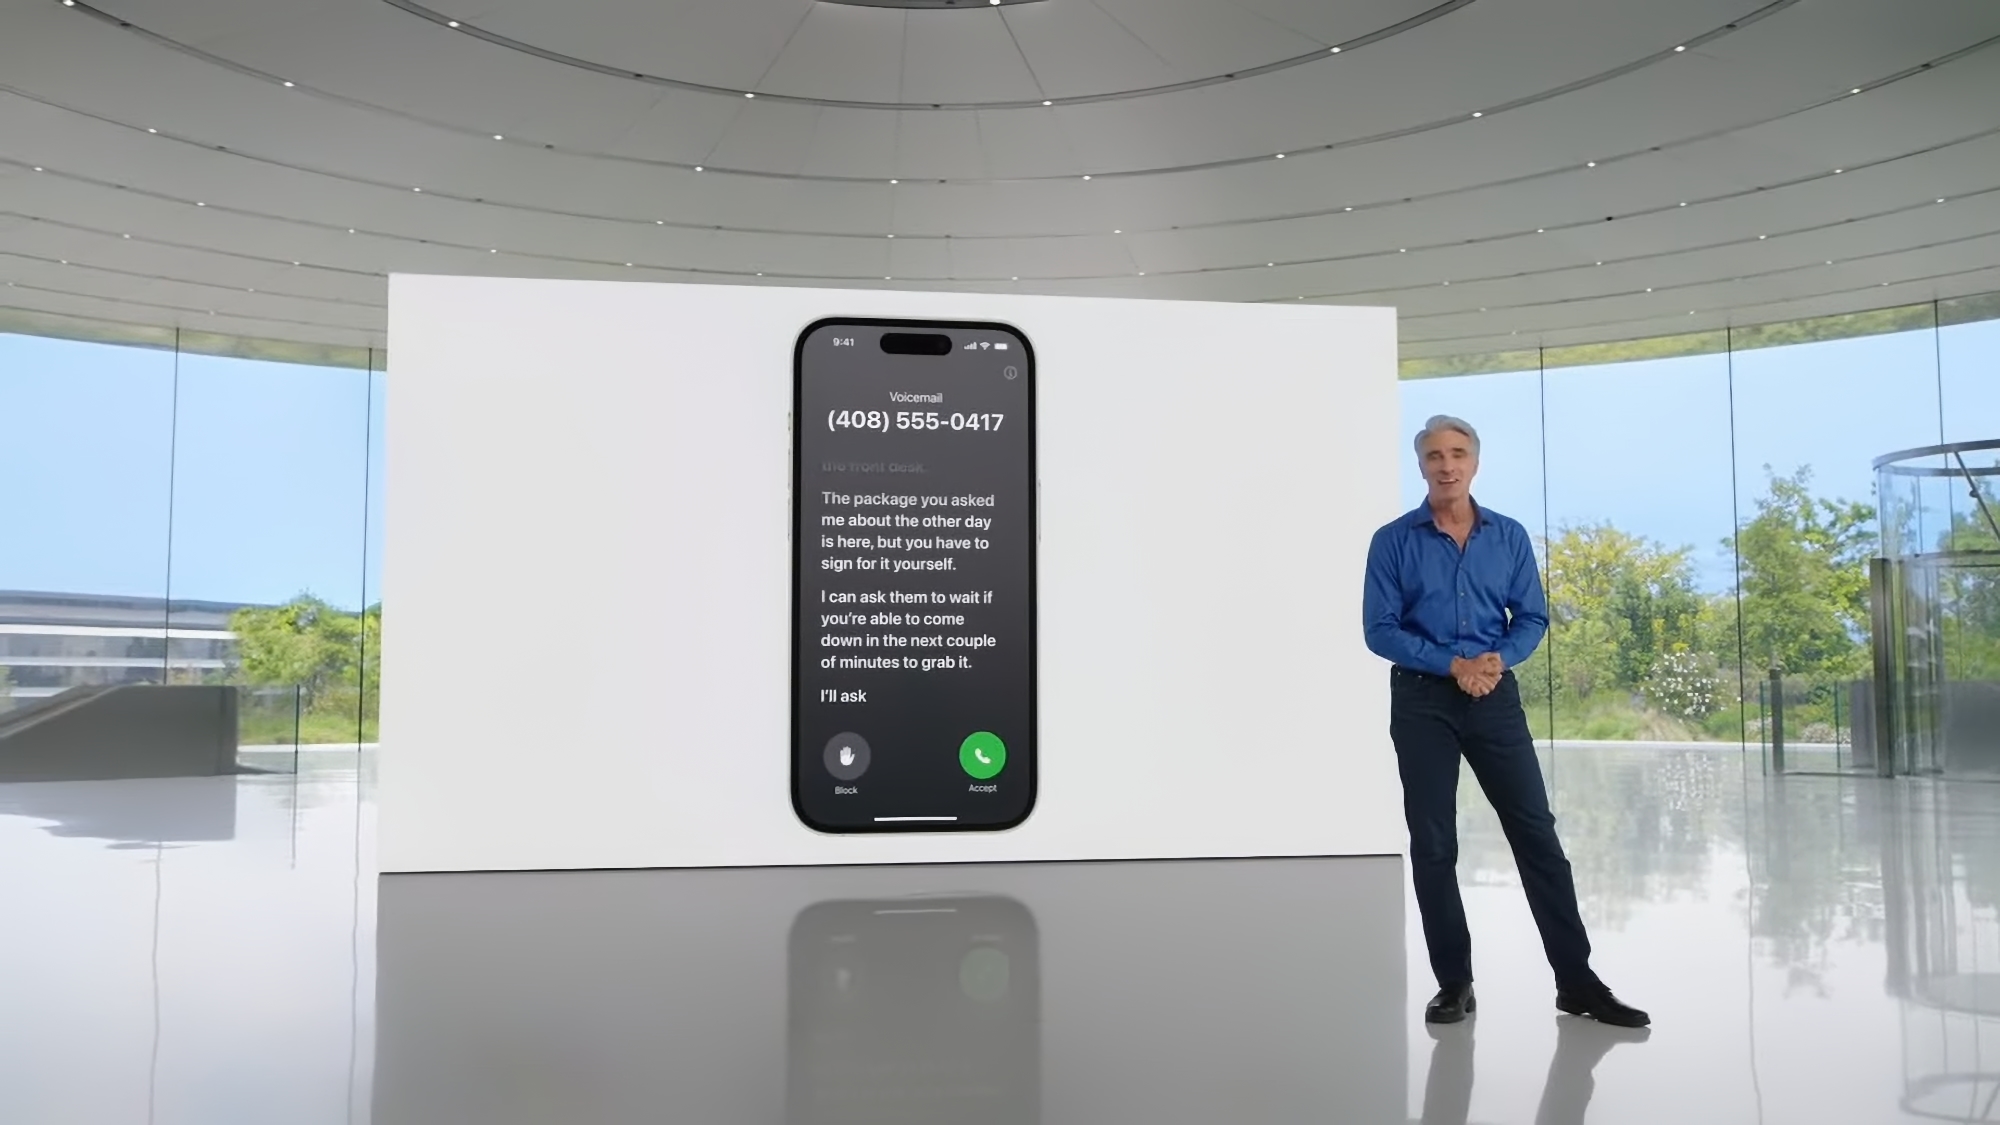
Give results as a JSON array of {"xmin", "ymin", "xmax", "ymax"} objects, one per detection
[{"xmin": 824, "ymin": 732, "xmax": 871, "ymax": 781}]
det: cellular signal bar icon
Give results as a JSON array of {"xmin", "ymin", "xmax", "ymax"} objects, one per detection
[{"xmin": 963, "ymin": 340, "xmax": 979, "ymax": 350}]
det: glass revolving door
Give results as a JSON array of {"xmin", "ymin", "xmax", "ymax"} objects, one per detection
[{"xmin": 1875, "ymin": 440, "xmax": 2000, "ymax": 779}]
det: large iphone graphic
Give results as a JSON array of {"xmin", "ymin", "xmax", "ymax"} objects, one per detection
[
  {"xmin": 788, "ymin": 895, "xmax": 1040, "ymax": 1125},
  {"xmin": 792, "ymin": 318, "xmax": 1036, "ymax": 833}
]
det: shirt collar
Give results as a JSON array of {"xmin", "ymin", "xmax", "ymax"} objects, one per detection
[{"xmin": 1405, "ymin": 499, "xmax": 1492, "ymax": 529}]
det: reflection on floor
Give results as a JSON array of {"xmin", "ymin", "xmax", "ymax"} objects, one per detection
[{"xmin": 5, "ymin": 747, "xmax": 2000, "ymax": 1122}]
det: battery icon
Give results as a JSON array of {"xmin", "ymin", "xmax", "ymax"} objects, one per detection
[{"xmin": 993, "ymin": 342, "xmax": 1009, "ymax": 350}]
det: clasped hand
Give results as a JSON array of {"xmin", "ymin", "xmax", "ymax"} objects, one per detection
[{"xmin": 1450, "ymin": 653, "xmax": 1504, "ymax": 698}]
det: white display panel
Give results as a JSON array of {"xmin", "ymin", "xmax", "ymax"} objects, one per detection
[{"xmin": 381, "ymin": 276, "xmax": 1401, "ymax": 872}]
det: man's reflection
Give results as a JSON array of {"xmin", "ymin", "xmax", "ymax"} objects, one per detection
[
  {"xmin": 787, "ymin": 894, "xmax": 1038, "ymax": 1125},
  {"xmin": 1420, "ymin": 1018, "xmax": 1647, "ymax": 1125}
]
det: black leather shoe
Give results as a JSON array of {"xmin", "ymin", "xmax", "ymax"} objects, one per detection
[
  {"xmin": 1425, "ymin": 982, "xmax": 1476, "ymax": 1024},
  {"xmin": 1555, "ymin": 982, "xmax": 1649, "ymax": 1027}
]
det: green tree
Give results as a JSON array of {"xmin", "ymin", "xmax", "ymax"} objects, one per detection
[
  {"xmin": 231, "ymin": 595, "xmax": 366, "ymax": 711},
  {"xmin": 1539, "ymin": 523, "xmax": 1708, "ymax": 701},
  {"xmin": 1732, "ymin": 466, "xmax": 1876, "ymax": 678}
]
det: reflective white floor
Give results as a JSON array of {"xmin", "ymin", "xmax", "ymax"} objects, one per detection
[{"xmin": 3, "ymin": 748, "xmax": 2000, "ymax": 1123}]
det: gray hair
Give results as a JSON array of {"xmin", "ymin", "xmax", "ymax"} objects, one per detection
[{"xmin": 1415, "ymin": 414, "xmax": 1481, "ymax": 458}]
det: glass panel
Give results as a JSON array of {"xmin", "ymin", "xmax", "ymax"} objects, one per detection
[
  {"xmin": 1542, "ymin": 353, "xmax": 1737, "ymax": 759},
  {"xmin": 0, "ymin": 332, "xmax": 175, "ymax": 712},
  {"xmin": 1729, "ymin": 325, "xmax": 1941, "ymax": 774},
  {"xmin": 165, "ymin": 350, "xmax": 371, "ymax": 750},
  {"xmin": 1938, "ymin": 299, "xmax": 2000, "ymax": 447},
  {"xmin": 363, "ymin": 354, "xmax": 386, "ymax": 750}
]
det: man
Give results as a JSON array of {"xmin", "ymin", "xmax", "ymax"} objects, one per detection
[{"xmin": 1363, "ymin": 415, "xmax": 1648, "ymax": 1028}]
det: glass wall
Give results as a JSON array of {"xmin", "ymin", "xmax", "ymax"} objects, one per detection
[
  {"xmin": 4, "ymin": 289, "xmax": 1997, "ymax": 757},
  {"xmin": 1397, "ymin": 296, "xmax": 2000, "ymax": 775},
  {"xmin": 0, "ymin": 325, "xmax": 380, "ymax": 747}
]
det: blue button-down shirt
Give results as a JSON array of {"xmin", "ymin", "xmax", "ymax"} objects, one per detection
[{"xmin": 1362, "ymin": 501, "xmax": 1549, "ymax": 677}]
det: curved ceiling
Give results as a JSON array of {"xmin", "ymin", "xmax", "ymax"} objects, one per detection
[{"xmin": 1, "ymin": 0, "xmax": 1998, "ymax": 358}]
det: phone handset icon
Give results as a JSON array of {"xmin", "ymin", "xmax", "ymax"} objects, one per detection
[{"xmin": 959, "ymin": 732, "xmax": 1007, "ymax": 780}]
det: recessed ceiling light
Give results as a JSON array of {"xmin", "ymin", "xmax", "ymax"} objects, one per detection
[
  {"xmin": 1042, "ymin": 100, "xmax": 1052, "ymax": 106},
  {"xmin": 1275, "ymin": 153, "xmax": 1286, "ymax": 158},
  {"xmin": 32, "ymin": 167, "xmax": 42, "ymax": 172},
  {"xmin": 694, "ymin": 166, "xmax": 704, "ymax": 172},
  {"xmin": 756, "ymin": 272, "xmax": 763, "ymax": 276},
  {"xmin": 62, "ymin": 1, "xmax": 74, "ymax": 6},
  {"xmin": 626, "ymin": 262, "xmax": 634, "ymax": 267},
  {"xmin": 489, "ymin": 248, "xmax": 497, "ymax": 253},
  {"xmin": 122, "ymin": 233, "xmax": 130, "ymax": 238},
  {"xmin": 1675, "ymin": 45, "xmax": 1686, "ymax": 52},
  {"xmin": 1330, "ymin": 46, "xmax": 1341, "ymax": 53},
  {"xmin": 1113, "ymin": 229, "xmax": 1122, "ymax": 234},
  {"xmin": 1082, "ymin": 175, "xmax": 1091, "ymax": 180},
  {"xmin": 291, "ymin": 261, "xmax": 300, "ymax": 266},
  {"xmin": 1645, "ymin": 287, "xmax": 1653, "ymax": 292},
  {"xmin": 1826, "ymin": 260, "xmax": 1834, "ymax": 265},
  {"xmin": 884, "ymin": 276, "xmax": 892, "ymax": 281},
  {"xmin": 1850, "ymin": 87, "xmax": 1862, "ymax": 95},
  {"xmin": 282, "ymin": 81, "xmax": 295, "ymax": 88},
  {"xmin": 412, "ymin": 186, "xmax": 422, "ymax": 192},
  {"xmin": 195, "ymin": 201, "xmax": 205, "ymax": 206},
  {"xmin": 493, "ymin": 134, "xmax": 504, "ymax": 140},
  {"xmin": 147, "ymin": 127, "xmax": 158, "ymax": 134},
  {"xmin": 347, "ymin": 229, "xmax": 356, "ymax": 234},
  {"xmin": 1689, "ymin": 310, "xmax": 1696, "ymax": 315},
  {"xmin": 1267, "ymin": 263, "xmax": 1275, "ymax": 267},
  {"xmin": 1011, "ymin": 276, "xmax": 1019, "ymax": 281},
  {"xmin": 889, "ymin": 179, "xmax": 898, "ymax": 184},
  {"xmin": 1679, "ymin": 201, "xmax": 1687, "ymax": 207},
  {"xmin": 1586, "ymin": 161, "xmax": 1596, "ymax": 168},
  {"xmin": 1441, "ymin": 280, "xmax": 1449, "ymax": 285},
  {"xmin": 1398, "ymin": 248, "xmax": 1407, "ymax": 253},
  {"xmin": 1833, "ymin": 168, "xmax": 1843, "ymax": 173},
  {"xmin": 1479, "ymin": 307, "xmax": 1487, "ymax": 312},
  {"xmin": 655, "ymin": 220, "xmax": 664, "ymax": 225},
  {"xmin": 447, "ymin": 19, "xmax": 459, "ymax": 27},
  {"xmin": 887, "ymin": 234, "xmax": 894, "ymax": 238},
  {"xmin": 247, "ymin": 288, "xmax": 256, "ymax": 293},
  {"xmin": 1595, "ymin": 261, "xmax": 1604, "ymax": 265},
  {"xmin": 1137, "ymin": 271, "xmax": 1146, "ymax": 276},
  {"xmin": 1758, "ymin": 234, "xmax": 1767, "ymax": 239},
  {"xmin": 58, "ymin": 260, "xmax": 67, "ymax": 265},
  {"xmin": 1470, "ymin": 112, "xmax": 1483, "ymax": 118},
  {"xmin": 1344, "ymin": 206, "xmax": 1353, "ymax": 211},
  {"xmin": 744, "ymin": 92, "xmax": 756, "ymax": 99},
  {"xmin": 1937, "ymin": 197, "xmax": 1947, "ymax": 203}
]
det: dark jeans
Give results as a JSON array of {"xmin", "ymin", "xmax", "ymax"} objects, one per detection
[{"xmin": 1390, "ymin": 666, "xmax": 1595, "ymax": 989}]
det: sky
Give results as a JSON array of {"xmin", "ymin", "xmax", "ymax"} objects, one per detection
[
  {"xmin": 1401, "ymin": 320, "xmax": 2000, "ymax": 592},
  {"xmin": 1, "ymin": 317, "xmax": 1995, "ymax": 610},
  {"xmin": 0, "ymin": 332, "xmax": 385, "ymax": 610}
]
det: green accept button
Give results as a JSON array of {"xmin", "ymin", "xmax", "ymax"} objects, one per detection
[{"xmin": 959, "ymin": 731, "xmax": 1007, "ymax": 780}]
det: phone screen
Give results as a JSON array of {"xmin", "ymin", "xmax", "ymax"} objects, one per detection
[
  {"xmin": 787, "ymin": 895, "xmax": 1040, "ymax": 1125},
  {"xmin": 792, "ymin": 319, "xmax": 1036, "ymax": 833}
]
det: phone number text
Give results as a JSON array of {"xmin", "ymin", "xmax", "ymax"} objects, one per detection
[{"xmin": 828, "ymin": 410, "xmax": 1006, "ymax": 433}]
